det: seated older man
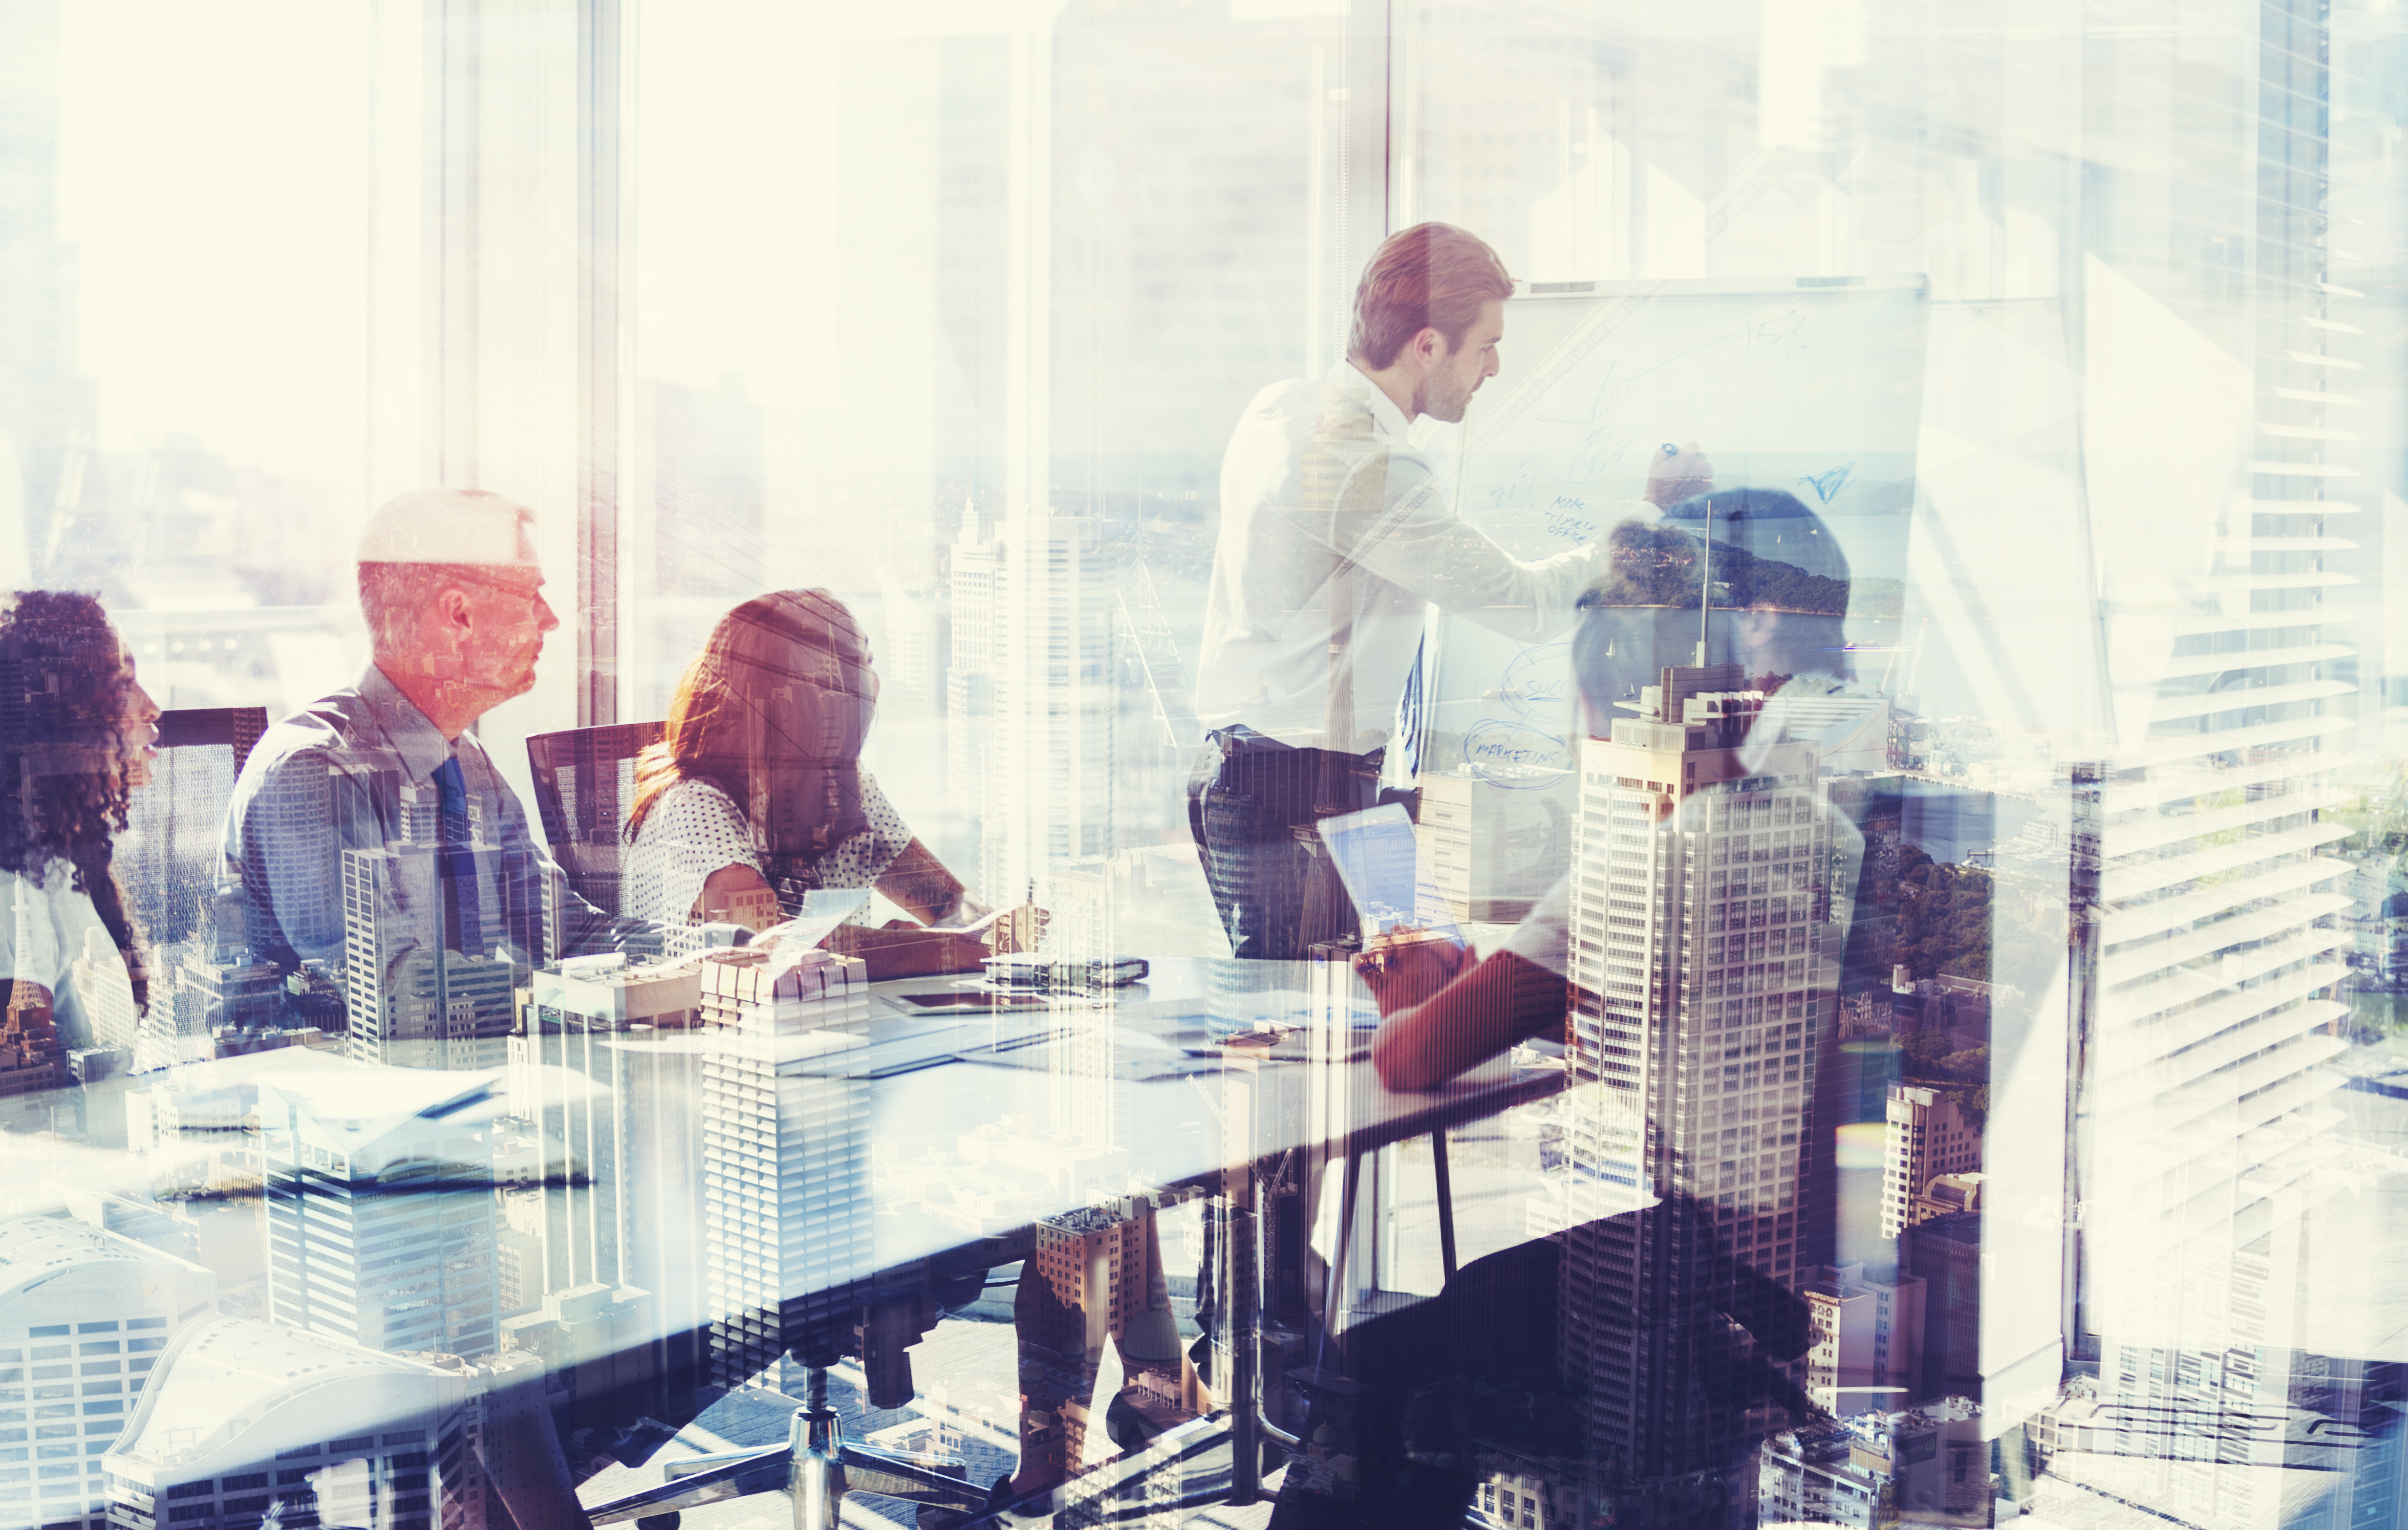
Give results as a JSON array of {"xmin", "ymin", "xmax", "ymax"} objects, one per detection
[{"xmin": 225, "ymin": 487, "xmax": 668, "ymax": 1045}]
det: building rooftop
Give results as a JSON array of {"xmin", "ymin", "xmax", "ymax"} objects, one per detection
[
  {"xmin": 109, "ymin": 1315, "xmax": 460, "ymax": 1473},
  {"xmin": 253, "ymin": 1061, "xmax": 505, "ymax": 1157},
  {"xmin": 530, "ymin": 954, "xmax": 704, "ymax": 1024},
  {"xmin": 1909, "ymin": 1209, "xmax": 1982, "ymax": 1247},
  {"xmin": 0, "ymin": 1216, "xmax": 212, "ymax": 1305}
]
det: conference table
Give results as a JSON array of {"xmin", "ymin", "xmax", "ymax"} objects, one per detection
[{"xmin": 582, "ymin": 949, "xmax": 1572, "ymax": 1529}]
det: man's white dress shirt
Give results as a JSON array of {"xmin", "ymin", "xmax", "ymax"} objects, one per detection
[{"xmin": 1195, "ymin": 361, "xmax": 1607, "ymax": 752}]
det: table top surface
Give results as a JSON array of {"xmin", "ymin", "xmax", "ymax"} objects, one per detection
[{"xmin": 798, "ymin": 954, "xmax": 1570, "ymax": 1280}]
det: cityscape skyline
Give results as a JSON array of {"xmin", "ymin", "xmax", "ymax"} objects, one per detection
[{"xmin": 0, "ymin": 0, "xmax": 2402, "ymax": 1527}]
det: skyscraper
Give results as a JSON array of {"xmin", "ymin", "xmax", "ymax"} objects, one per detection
[
  {"xmin": 258, "ymin": 1068, "xmax": 500, "ymax": 1359},
  {"xmin": 1555, "ymin": 664, "xmax": 1840, "ymax": 1525},
  {"xmin": 1902, "ymin": 1210, "xmax": 1981, "ymax": 1406},
  {"xmin": 1800, "ymin": 1262, "xmax": 1927, "ymax": 1418},
  {"xmin": 1015, "ymin": 1198, "xmax": 1201, "ymax": 1489},
  {"xmin": 341, "ymin": 781, "xmax": 536, "ymax": 1074},
  {"xmin": 2054, "ymin": 8, "xmax": 2387, "ymax": 1523},
  {"xmin": 0, "ymin": 1216, "xmax": 215, "ymax": 1530},
  {"xmin": 1880, "ymin": 1084, "xmax": 1981, "ymax": 1242},
  {"xmin": 691, "ymin": 947, "xmax": 874, "ymax": 1393},
  {"xmin": 0, "ymin": 0, "xmax": 86, "ymax": 582},
  {"xmin": 511, "ymin": 952, "xmax": 709, "ymax": 1418},
  {"xmin": 159, "ymin": 884, "xmax": 283, "ymax": 1056},
  {"xmin": 636, "ymin": 374, "xmax": 766, "ymax": 724},
  {"xmin": 946, "ymin": 502, "xmax": 1000, "ymax": 858},
  {"xmin": 973, "ymin": 512, "xmax": 1119, "ymax": 905}
]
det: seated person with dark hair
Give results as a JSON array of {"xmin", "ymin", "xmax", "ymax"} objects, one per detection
[
  {"xmin": 1368, "ymin": 485, "xmax": 1860, "ymax": 1088},
  {"xmin": 622, "ymin": 587, "xmax": 1005, "ymax": 974},
  {"xmin": 1270, "ymin": 494, "xmax": 1854, "ymax": 1530}
]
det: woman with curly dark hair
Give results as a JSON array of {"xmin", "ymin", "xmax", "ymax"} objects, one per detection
[{"xmin": 0, "ymin": 590, "xmax": 162, "ymax": 1056}]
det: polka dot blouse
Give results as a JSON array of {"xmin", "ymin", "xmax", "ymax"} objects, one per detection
[{"xmin": 624, "ymin": 775, "xmax": 914, "ymax": 928}]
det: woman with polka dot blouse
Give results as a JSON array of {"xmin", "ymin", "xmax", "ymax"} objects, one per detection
[{"xmin": 622, "ymin": 588, "xmax": 989, "ymax": 938}]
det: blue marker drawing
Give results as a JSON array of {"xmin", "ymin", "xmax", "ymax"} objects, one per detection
[
  {"xmin": 1543, "ymin": 496, "xmax": 1598, "ymax": 543},
  {"xmin": 1800, "ymin": 462, "xmax": 1855, "ymax": 504},
  {"xmin": 1463, "ymin": 719, "xmax": 1574, "ymax": 789}
]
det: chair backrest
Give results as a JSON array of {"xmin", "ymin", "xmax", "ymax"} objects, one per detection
[
  {"xmin": 117, "ymin": 707, "xmax": 271, "ymax": 950},
  {"xmin": 525, "ymin": 722, "xmax": 666, "ymax": 917}
]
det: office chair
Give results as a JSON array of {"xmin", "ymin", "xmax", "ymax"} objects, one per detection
[{"xmin": 526, "ymin": 722, "xmax": 666, "ymax": 916}]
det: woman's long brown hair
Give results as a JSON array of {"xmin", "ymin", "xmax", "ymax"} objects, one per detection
[{"xmin": 624, "ymin": 589, "xmax": 879, "ymax": 864}]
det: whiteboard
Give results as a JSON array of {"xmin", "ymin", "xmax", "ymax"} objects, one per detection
[{"xmin": 1415, "ymin": 275, "xmax": 1929, "ymax": 914}]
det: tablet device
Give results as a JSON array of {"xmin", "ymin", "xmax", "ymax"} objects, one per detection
[
  {"xmin": 1319, "ymin": 803, "xmax": 1463, "ymax": 947},
  {"xmin": 893, "ymin": 991, "xmax": 1054, "ymax": 1012}
]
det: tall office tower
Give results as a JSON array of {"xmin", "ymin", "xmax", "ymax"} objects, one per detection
[
  {"xmin": 236, "ymin": 754, "xmax": 343, "ymax": 966},
  {"xmin": 102, "ymin": 1317, "xmax": 500, "ymax": 1530},
  {"xmin": 1880, "ymin": 1084, "xmax": 1981, "ymax": 1241},
  {"xmin": 1024, "ymin": 863, "xmax": 1124, "ymax": 1152},
  {"xmin": 1553, "ymin": 664, "xmax": 1838, "ymax": 1527},
  {"xmin": 115, "ymin": 744, "xmax": 249, "ymax": 955},
  {"xmin": 258, "ymin": 1070, "xmax": 500, "ymax": 1358},
  {"xmin": 2057, "ymin": 7, "xmax": 2386, "ymax": 1525},
  {"xmin": 645, "ymin": 375, "xmax": 764, "ymax": 602},
  {"xmin": 637, "ymin": 375, "xmax": 766, "ymax": 722},
  {"xmin": 691, "ymin": 947, "xmax": 874, "ymax": 1392},
  {"xmin": 0, "ymin": 1217, "xmax": 215, "ymax": 1530},
  {"xmin": 164, "ymin": 884, "xmax": 283, "ymax": 1049},
  {"xmin": 497, "ymin": 1284, "xmax": 657, "ymax": 1443},
  {"xmin": 945, "ymin": 503, "xmax": 999, "ymax": 858},
  {"xmin": 0, "ymin": 0, "xmax": 89, "ymax": 579},
  {"xmin": 511, "ymin": 953, "xmax": 708, "ymax": 1417},
  {"xmin": 1903, "ymin": 1210, "xmax": 1981, "ymax": 1405},
  {"xmin": 976, "ymin": 513, "xmax": 1120, "ymax": 906},
  {"xmin": 525, "ymin": 724, "xmax": 655, "ymax": 924},
  {"xmin": 68, "ymin": 930, "xmax": 139, "ymax": 1053},
  {"xmin": 342, "ymin": 783, "xmax": 531, "ymax": 1073},
  {"xmin": 1016, "ymin": 1198, "xmax": 1200, "ymax": 1488},
  {"xmin": 1800, "ymin": 1263, "xmax": 1927, "ymax": 1417}
]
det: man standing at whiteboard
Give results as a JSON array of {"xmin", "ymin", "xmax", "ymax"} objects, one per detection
[{"xmin": 1191, "ymin": 222, "xmax": 1710, "ymax": 960}]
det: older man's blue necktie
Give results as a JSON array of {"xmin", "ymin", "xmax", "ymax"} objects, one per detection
[{"xmin": 432, "ymin": 754, "xmax": 473, "ymax": 953}]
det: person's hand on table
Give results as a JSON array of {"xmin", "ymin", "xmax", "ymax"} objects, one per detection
[
  {"xmin": 1353, "ymin": 929, "xmax": 1474, "ymax": 1019},
  {"xmin": 1645, "ymin": 439, "xmax": 1715, "ymax": 508},
  {"xmin": 879, "ymin": 920, "xmax": 992, "ymax": 961}
]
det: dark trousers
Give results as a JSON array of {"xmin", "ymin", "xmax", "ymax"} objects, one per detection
[
  {"xmin": 1187, "ymin": 729, "xmax": 1413, "ymax": 961},
  {"xmin": 1268, "ymin": 1238, "xmax": 1567, "ymax": 1529},
  {"xmin": 1270, "ymin": 1201, "xmax": 1810, "ymax": 1530}
]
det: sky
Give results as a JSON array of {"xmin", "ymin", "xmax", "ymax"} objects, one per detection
[{"xmin": 56, "ymin": 0, "xmax": 378, "ymax": 491}]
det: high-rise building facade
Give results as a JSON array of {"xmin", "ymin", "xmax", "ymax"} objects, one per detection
[
  {"xmin": 1881, "ymin": 1084, "xmax": 1982, "ymax": 1242},
  {"xmin": 341, "ymin": 783, "xmax": 537, "ymax": 1074},
  {"xmin": 1902, "ymin": 1211, "xmax": 1982, "ymax": 1406},
  {"xmin": 1554, "ymin": 665, "xmax": 1841, "ymax": 1523},
  {"xmin": 510, "ymin": 953, "xmax": 710, "ymax": 1417},
  {"xmin": 691, "ymin": 947, "xmax": 874, "ymax": 1392},
  {"xmin": 257, "ymin": 1072, "xmax": 499, "ymax": 1360},
  {"xmin": 2057, "ymin": 10, "xmax": 2389, "ymax": 1524},
  {"xmin": 1800, "ymin": 1263, "xmax": 1928, "ymax": 1419},
  {"xmin": 974, "ymin": 513, "xmax": 1120, "ymax": 905},
  {"xmin": 0, "ymin": 1217, "xmax": 215, "ymax": 1530},
  {"xmin": 946, "ymin": 503, "xmax": 1001, "ymax": 869}
]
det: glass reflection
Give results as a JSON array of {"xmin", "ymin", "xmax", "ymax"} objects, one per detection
[{"xmin": 0, "ymin": 0, "xmax": 2393, "ymax": 1527}]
